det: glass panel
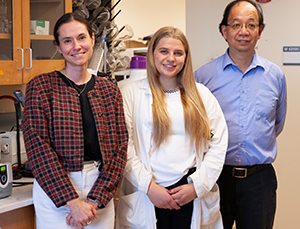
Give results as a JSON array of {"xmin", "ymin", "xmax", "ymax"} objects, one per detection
[
  {"xmin": 30, "ymin": 0, "xmax": 65, "ymax": 60},
  {"xmin": 31, "ymin": 40, "xmax": 60, "ymax": 59},
  {"xmin": 0, "ymin": 0, "xmax": 12, "ymax": 60}
]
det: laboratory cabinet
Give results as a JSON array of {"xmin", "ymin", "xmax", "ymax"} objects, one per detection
[
  {"xmin": 0, "ymin": 0, "xmax": 72, "ymax": 85},
  {"xmin": 0, "ymin": 205, "xmax": 35, "ymax": 229},
  {"xmin": 0, "ymin": 179, "xmax": 35, "ymax": 229}
]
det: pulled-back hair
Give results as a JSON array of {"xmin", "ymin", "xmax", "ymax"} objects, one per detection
[{"xmin": 53, "ymin": 12, "xmax": 93, "ymax": 45}]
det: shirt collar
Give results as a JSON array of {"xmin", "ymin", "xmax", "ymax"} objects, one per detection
[
  {"xmin": 222, "ymin": 48, "xmax": 265, "ymax": 72},
  {"xmin": 140, "ymin": 78, "xmax": 152, "ymax": 95}
]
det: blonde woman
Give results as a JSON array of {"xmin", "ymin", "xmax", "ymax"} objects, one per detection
[{"xmin": 116, "ymin": 26, "xmax": 228, "ymax": 229}]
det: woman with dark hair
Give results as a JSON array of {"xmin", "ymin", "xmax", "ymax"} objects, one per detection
[
  {"xmin": 116, "ymin": 26, "xmax": 228, "ymax": 229},
  {"xmin": 23, "ymin": 13, "xmax": 128, "ymax": 229}
]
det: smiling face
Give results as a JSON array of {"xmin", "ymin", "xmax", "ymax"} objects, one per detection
[
  {"xmin": 55, "ymin": 20, "xmax": 95, "ymax": 69},
  {"xmin": 221, "ymin": 1, "xmax": 263, "ymax": 57},
  {"xmin": 153, "ymin": 37, "xmax": 186, "ymax": 86}
]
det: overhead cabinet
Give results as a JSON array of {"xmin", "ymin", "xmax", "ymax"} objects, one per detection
[{"xmin": 0, "ymin": 0, "xmax": 72, "ymax": 85}]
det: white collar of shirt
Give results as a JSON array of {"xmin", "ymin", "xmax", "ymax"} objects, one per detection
[{"xmin": 138, "ymin": 78, "xmax": 152, "ymax": 95}]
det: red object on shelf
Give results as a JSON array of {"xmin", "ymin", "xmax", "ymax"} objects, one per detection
[{"xmin": 256, "ymin": 0, "xmax": 271, "ymax": 3}]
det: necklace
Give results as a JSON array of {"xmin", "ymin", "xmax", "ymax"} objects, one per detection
[
  {"xmin": 163, "ymin": 88, "xmax": 180, "ymax": 94},
  {"xmin": 65, "ymin": 76, "xmax": 88, "ymax": 97},
  {"xmin": 61, "ymin": 69, "xmax": 89, "ymax": 97}
]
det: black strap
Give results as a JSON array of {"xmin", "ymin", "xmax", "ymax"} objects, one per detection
[
  {"xmin": 222, "ymin": 164, "xmax": 271, "ymax": 178},
  {"xmin": 165, "ymin": 167, "xmax": 196, "ymax": 190}
]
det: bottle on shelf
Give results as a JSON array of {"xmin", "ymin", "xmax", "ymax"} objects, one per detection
[{"xmin": 118, "ymin": 56, "xmax": 147, "ymax": 90}]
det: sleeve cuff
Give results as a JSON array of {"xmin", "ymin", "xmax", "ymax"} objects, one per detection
[{"xmin": 87, "ymin": 197, "xmax": 105, "ymax": 209}]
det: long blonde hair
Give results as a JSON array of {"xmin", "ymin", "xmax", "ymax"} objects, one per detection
[{"xmin": 147, "ymin": 26, "xmax": 210, "ymax": 155}]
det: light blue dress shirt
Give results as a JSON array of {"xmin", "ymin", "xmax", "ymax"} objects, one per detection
[{"xmin": 194, "ymin": 50, "xmax": 287, "ymax": 166}]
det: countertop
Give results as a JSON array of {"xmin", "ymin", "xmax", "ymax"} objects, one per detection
[{"xmin": 0, "ymin": 177, "xmax": 34, "ymax": 214}]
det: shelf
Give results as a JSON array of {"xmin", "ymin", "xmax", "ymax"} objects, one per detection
[
  {"xmin": 0, "ymin": 33, "xmax": 11, "ymax": 39},
  {"xmin": 114, "ymin": 70, "xmax": 130, "ymax": 76},
  {"xmin": 31, "ymin": 0, "xmax": 61, "ymax": 3},
  {"xmin": 30, "ymin": 34, "xmax": 54, "ymax": 40},
  {"xmin": 1, "ymin": 34, "xmax": 55, "ymax": 40}
]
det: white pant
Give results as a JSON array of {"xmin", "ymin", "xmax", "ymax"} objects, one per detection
[{"xmin": 33, "ymin": 162, "xmax": 115, "ymax": 229}]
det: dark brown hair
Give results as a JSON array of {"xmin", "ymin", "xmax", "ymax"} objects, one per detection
[{"xmin": 53, "ymin": 12, "xmax": 93, "ymax": 45}]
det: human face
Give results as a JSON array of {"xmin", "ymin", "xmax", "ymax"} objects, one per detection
[
  {"xmin": 153, "ymin": 37, "xmax": 186, "ymax": 85},
  {"xmin": 56, "ymin": 20, "xmax": 94, "ymax": 68},
  {"xmin": 221, "ymin": 1, "xmax": 263, "ymax": 57}
]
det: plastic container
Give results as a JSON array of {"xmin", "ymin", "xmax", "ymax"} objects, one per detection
[
  {"xmin": 118, "ymin": 56, "xmax": 147, "ymax": 90},
  {"xmin": 129, "ymin": 56, "xmax": 146, "ymax": 78},
  {"xmin": 130, "ymin": 56, "xmax": 146, "ymax": 69}
]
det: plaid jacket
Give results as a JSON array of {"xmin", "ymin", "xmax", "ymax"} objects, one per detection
[{"xmin": 23, "ymin": 71, "xmax": 128, "ymax": 208}]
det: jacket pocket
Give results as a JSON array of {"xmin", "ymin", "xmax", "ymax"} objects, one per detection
[
  {"xmin": 117, "ymin": 191, "xmax": 147, "ymax": 228},
  {"xmin": 201, "ymin": 183, "xmax": 221, "ymax": 225}
]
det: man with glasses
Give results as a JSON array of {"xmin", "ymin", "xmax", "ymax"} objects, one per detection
[{"xmin": 194, "ymin": 0, "xmax": 287, "ymax": 228}]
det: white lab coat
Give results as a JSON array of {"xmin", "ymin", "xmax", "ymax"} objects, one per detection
[{"xmin": 116, "ymin": 78, "xmax": 228, "ymax": 229}]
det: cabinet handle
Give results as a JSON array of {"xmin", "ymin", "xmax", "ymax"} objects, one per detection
[
  {"xmin": 26, "ymin": 48, "xmax": 32, "ymax": 70},
  {"xmin": 17, "ymin": 48, "xmax": 24, "ymax": 70}
]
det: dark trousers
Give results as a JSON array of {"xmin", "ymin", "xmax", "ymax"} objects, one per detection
[
  {"xmin": 155, "ymin": 168, "xmax": 196, "ymax": 229},
  {"xmin": 219, "ymin": 164, "xmax": 277, "ymax": 229}
]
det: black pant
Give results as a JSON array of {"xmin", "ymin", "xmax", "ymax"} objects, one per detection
[
  {"xmin": 219, "ymin": 164, "xmax": 277, "ymax": 229},
  {"xmin": 155, "ymin": 168, "xmax": 196, "ymax": 229}
]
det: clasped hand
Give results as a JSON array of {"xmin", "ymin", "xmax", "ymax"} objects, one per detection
[
  {"xmin": 66, "ymin": 198, "xmax": 98, "ymax": 228},
  {"xmin": 147, "ymin": 180, "xmax": 197, "ymax": 210}
]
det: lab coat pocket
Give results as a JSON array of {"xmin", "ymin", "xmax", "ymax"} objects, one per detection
[
  {"xmin": 201, "ymin": 183, "xmax": 221, "ymax": 225},
  {"xmin": 117, "ymin": 191, "xmax": 147, "ymax": 228}
]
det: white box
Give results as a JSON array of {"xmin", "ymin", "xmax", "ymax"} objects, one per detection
[
  {"xmin": 30, "ymin": 20, "xmax": 49, "ymax": 35},
  {"xmin": 30, "ymin": 20, "xmax": 36, "ymax": 34}
]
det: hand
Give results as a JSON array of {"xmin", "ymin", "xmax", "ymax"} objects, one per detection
[
  {"xmin": 66, "ymin": 213, "xmax": 83, "ymax": 228},
  {"xmin": 168, "ymin": 183, "xmax": 197, "ymax": 206},
  {"xmin": 66, "ymin": 198, "xmax": 98, "ymax": 227},
  {"xmin": 147, "ymin": 180, "xmax": 180, "ymax": 210},
  {"xmin": 66, "ymin": 211, "xmax": 95, "ymax": 228},
  {"xmin": 86, "ymin": 198, "xmax": 99, "ymax": 210}
]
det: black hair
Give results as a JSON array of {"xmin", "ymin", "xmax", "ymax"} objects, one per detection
[
  {"xmin": 53, "ymin": 12, "xmax": 93, "ymax": 45},
  {"xmin": 218, "ymin": 0, "xmax": 265, "ymax": 36}
]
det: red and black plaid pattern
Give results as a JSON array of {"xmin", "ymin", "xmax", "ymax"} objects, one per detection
[{"xmin": 23, "ymin": 71, "xmax": 128, "ymax": 208}]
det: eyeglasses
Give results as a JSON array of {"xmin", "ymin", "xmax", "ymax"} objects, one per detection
[{"xmin": 226, "ymin": 22, "xmax": 259, "ymax": 31}]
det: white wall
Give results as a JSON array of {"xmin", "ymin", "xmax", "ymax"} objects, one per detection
[
  {"xmin": 113, "ymin": 1, "xmax": 299, "ymax": 227},
  {"xmin": 114, "ymin": 0, "xmax": 186, "ymax": 40},
  {"xmin": 186, "ymin": 1, "xmax": 300, "ymax": 228}
]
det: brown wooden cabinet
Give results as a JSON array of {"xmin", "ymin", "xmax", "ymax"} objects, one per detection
[
  {"xmin": 0, "ymin": 205, "xmax": 35, "ymax": 229},
  {"xmin": 0, "ymin": 0, "xmax": 72, "ymax": 85}
]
